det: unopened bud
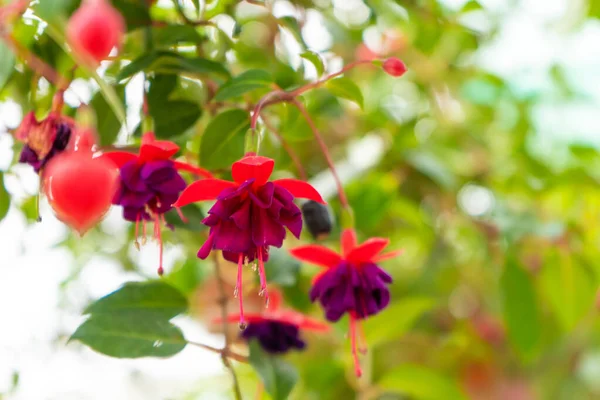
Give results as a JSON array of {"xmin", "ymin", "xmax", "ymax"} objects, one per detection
[
  {"xmin": 382, "ymin": 57, "xmax": 407, "ymax": 77},
  {"xmin": 301, "ymin": 200, "xmax": 333, "ymax": 240}
]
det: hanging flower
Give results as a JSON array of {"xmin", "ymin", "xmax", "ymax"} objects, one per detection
[
  {"xmin": 174, "ymin": 155, "xmax": 325, "ymax": 326},
  {"xmin": 16, "ymin": 111, "xmax": 75, "ymax": 173},
  {"xmin": 215, "ymin": 289, "xmax": 329, "ymax": 353},
  {"xmin": 289, "ymin": 228, "xmax": 402, "ymax": 376},
  {"xmin": 100, "ymin": 132, "xmax": 212, "ymax": 275}
]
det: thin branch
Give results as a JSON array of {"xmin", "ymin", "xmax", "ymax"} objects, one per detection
[
  {"xmin": 292, "ymin": 99, "xmax": 350, "ymax": 209},
  {"xmin": 187, "ymin": 341, "xmax": 249, "ymax": 363},
  {"xmin": 262, "ymin": 115, "xmax": 307, "ymax": 180},
  {"xmin": 212, "ymin": 252, "xmax": 244, "ymax": 400}
]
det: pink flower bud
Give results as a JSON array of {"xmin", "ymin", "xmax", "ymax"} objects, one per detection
[
  {"xmin": 66, "ymin": 0, "xmax": 125, "ymax": 65},
  {"xmin": 382, "ymin": 57, "xmax": 407, "ymax": 77}
]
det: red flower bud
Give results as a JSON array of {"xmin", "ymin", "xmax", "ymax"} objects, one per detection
[
  {"xmin": 42, "ymin": 129, "xmax": 118, "ymax": 235},
  {"xmin": 66, "ymin": 0, "xmax": 125, "ymax": 65},
  {"xmin": 382, "ymin": 57, "xmax": 407, "ymax": 77}
]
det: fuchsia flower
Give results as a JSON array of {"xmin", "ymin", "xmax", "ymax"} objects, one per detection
[
  {"xmin": 174, "ymin": 155, "xmax": 325, "ymax": 326},
  {"xmin": 101, "ymin": 132, "xmax": 212, "ymax": 275},
  {"xmin": 215, "ymin": 289, "xmax": 329, "ymax": 354},
  {"xmin": 289, "ymin": 229, "xmax": 403, "ymax": 376},
  {"xmin": 16, "ymin": 111, "xmax": 75, "ymax": 173}
]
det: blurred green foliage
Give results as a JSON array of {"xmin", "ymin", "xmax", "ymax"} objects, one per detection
[{"xmin": 3, "ymin": 0, "xmax": 600, "ymax": 399}]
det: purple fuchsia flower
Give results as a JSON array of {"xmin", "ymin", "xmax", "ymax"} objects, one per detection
[
  {"xmin": 174, "ymin": 155, "xmax": 325, "ymax": 327},
  {"xmin": 215, "ymin": 289, "xmax": 329, "ymax": 354},
  {"xmin": 16, "ymin": 111, "xmax": 75, "ymax": 173},
  {"xmin": 100, "ymin": 132, "xmax": 212, "ymax": 275},
  {"xmin": 289, "ymin": 229, "xmax": 403, "ymax": 376}
]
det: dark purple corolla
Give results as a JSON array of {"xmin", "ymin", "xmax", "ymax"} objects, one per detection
[
  {"xmin": 174, "ymin": 155, "xmax": 325, "ymax": 326},
  {"xmin": 16, "ymin": 112, "xmax": 75, "ymax": 173},
  {"xmin": 290, "ymin": 229, "xmax": 403, "ymax": 377},
  {"xmin": 100, "ymin": 132, "xmax": 212, "ymax": 275},
  {"xmin": 215, "ymin": 289, "xmax": 329, "ymax": 354}
]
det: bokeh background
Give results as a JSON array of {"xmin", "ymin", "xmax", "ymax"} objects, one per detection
[{"xmin": 2, "ymin": 0, "xmax": 600, "ymax": 398}]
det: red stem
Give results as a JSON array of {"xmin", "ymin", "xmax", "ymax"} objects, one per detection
[
  {"xmin": 292, "ymin": 99, "xmax": 349, "ymax": 209},
  {"xmin": 289, "ymin": 60, "xmax": 371, "ymax": 97}
]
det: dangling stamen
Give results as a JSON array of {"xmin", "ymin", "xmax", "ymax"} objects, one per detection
[
  {"xmin": 141, "ymin": 219, "xmax": 147, "ymax": 245},
  {"xmin": 175, "ymin": 206, "xmax": 188, "ymax": 223},
  {"xmin": 357, "ymin": 320, "xmax": 368, "ymax": 355},
  {"xmin": 257, "ymin": 247, "xmax": 270, "ymax": 307},
  {"xmin": 134, "ymin": 213, "xmax": 141, "ymax": 250},
  {"xmin": 349, "ymin": 313, "xmax": 363, "ymax": 377},
  {"xmin": 237, "ymin": 253, "xmax": 246, "ymax": 329},
  {"xmin": 154, "ymin": 213, "xmax": 164, "ymax": 276}
]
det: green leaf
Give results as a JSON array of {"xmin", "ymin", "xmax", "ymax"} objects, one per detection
[
  {"xmin": 325, "ymin": 77, "xmax": 364, "ymax": 109},
  {"xmin": 300, "ymin": 51, "xmax": 325, "ymax": 77},
  {"xmin": 200, "ymin": 109, "xmax": 250, "ymax": 169},
  {"xmin": 277, "ymin": 16, "xmax": 307, "ymax": 48},
  {"xmin": 164, "ymin": 203, "xmax": 207, "ymax": 232},
  {"xmin": 214, "ymin": 69, "xmax": 273, "ymax": 102},
  {"xmin": 249, "ymin": 340, "xmax": 299, "ymax": 400},
  {"xmin": 152, "ymin": 25, "xmax": 203, "ymax": 46},
  {"xmin": 280, "ymin": 103, "xmax": 312, "ymax": 141},
  {"xmin": 264, "ymin": 247, "xmax": 301, "ymax": 287},
  {"xmin": 34, "ymin": 0, "xmax": 75, "ymax": 24},
  {"xmin": 501, "ymin": 257, "xmax": 541, "ymax": 360},
  {"xmin": 151, "ymin": 100, "xmax": 202, "ymax": 138},
  {"xmin": 90, "ymin": 86, "xmax": 125, "ymax": 146},
  {"xmin": 378, "ymin": 364, "xmax": 467, "ymax": 400},
  {"xmin": 363, "ymin": 298, "xmax": 435, "ymax": 347},
  {"xmin": 0, "ymin": 173, "xmax": 10, "ymax": 222},
  {"xmin": 71, "ymin": 314, "xmax": 187, "ymax": 358},
  {"xmin": 0, "ymin": 41, "xmax": 15, "ymax": 91},
  {"xmin": 84, "ymin": 281, "xmax": 188, "ymax": 319},
  {"xmin": 112, "ymin": 0, "xmax": 152, "ymax": 31},
  {"xmin": 540, "ymin": 250, "xmax": 596, "ymax": 332},
  {"xmin": 117, "ymin": 51, "xmax": 230, "ymax": 81}
]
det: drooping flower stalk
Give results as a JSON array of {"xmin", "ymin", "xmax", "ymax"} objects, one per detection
[
  {"xmin": 174, "ymin": 155, "xmax": 325, "ymax": 327},
  {"xmin": 289, "ymin": 229, "xmax": 403, "ymax": 376}
]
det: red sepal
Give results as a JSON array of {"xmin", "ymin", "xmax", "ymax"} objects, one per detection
[
  {"xmin": 373, "ymin": 249, "xmax": 404, "ymax": 262},
  {"xmin": 97, "ymin": 151, "xmax": 137, "ymax": 168},
  {"xmin": 173, "ymin": 178, "xmax": 237, "ymax": 207},
  {"xmin": 347, "ymin": 238, "xmax": 390, "ymax": 264},
  {"xmin": 289, "ymin": 245, "xmax": 342, "ymax": 268},
  {"xmin": 173, "ymin": 160, "xmax": 213, "ymax": 178},
  {"xmin": 341, "ymin": 229, "xmax": 357, "ymax": 257},
  {"xmin": 273, "ymin": 179, "xmax": 325, "ymax": 204},
  {"xmin": 139, "ymin": 132, "xmax": 179, "ymax": 161}
]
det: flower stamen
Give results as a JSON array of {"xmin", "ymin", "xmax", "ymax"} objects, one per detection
[
  {"xmin": 154, "ymin": 212, "xmax": 163, "ymax": 276},
  {"xmin": 257, "ymin": 247, "xmax": 270, "ymax": 306},
  {"xmin": 349, "ymin": 313, "xmax": 363, "ymax": 377},
  {"xmin": 134, "ymin": 212, "xmax": 141, "ymax": 250},
  {"xmin": 237, "ymin": 253, "xmax": 246, "ymax": 329}
]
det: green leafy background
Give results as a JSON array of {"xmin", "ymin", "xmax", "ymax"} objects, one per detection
[{"xmin": 2, "ymin": 0, "xmax": 600, "ymax": 399}]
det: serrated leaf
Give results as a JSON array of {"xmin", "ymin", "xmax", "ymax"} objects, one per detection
[
  {"xmin": 0, "ymin": 173, "xmax": 10, "ymax": 222},
  {"xmin": 84, "ymin": 281, "xmax": 188, "ymax": 319},
  {"xmin": 378, "ymin": 364, "xmax": 467, "ymax": 400},
  {"xmin": 364, "ymin": 298, "xmax": 435, "ymax": 347},
  {"xmin": 300, "ymin": 51, "xmax": 324, "ymax": 77},
  {"xmin": 0, "ymin": 40, "xmax": 15, "ymax": 91},
  {"xmin": 71, "ymin": 314, "xmax": 186, "ymax": 358},
  {"xmin": 90, "ymin": 86, "xmax": 125, "ymax": 146},
  {"xmin": 325, "ymin": 77, "xmax": 364, "ymax": 109},
  {"xmin": 200, "ymin": 109, "xmax": 250, "ymax": 169},
  {"xmin": 501, "ymin": 256, "xmax": 541, "ymax": 360},
  {"xmin": 249, "ymin": 340, "xmax": 298, "ymax": 400},
  {"xmin": 214, "ymin": 69, "xmax": 273, "ymax": 101},
  {"xmin": 117, "ymin": 51, "xmax": 230, "ymax": 81}
]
